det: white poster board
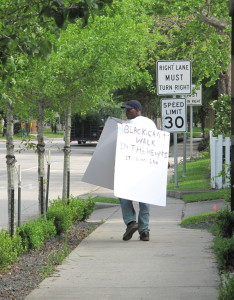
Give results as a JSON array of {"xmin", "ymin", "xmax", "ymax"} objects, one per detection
[
  {"xmin": 157, "ymin": 60, "xmax": 192, "ymax": 95},
  {"xmin": 114, "ymin": 122, "xmax": 170, "ymax": 206},
  {"xmin": 82, "ymin": 117, "xmax": 170, "ymax": 206},
  {"xmin": 82, "ymin": 117, "xmax": 120, "ymax": 189}
]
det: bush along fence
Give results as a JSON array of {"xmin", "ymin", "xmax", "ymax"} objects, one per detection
[
  {"xmin": 212, "ymin": 209, "xmax": 234, "ymax": 299},
  {"xmin": 210, "ymin": 131, "xmax": 230, "ymax": 189},
  {"xmin": 0, "ymin": 196, "xmax": 96, "ymax": 270}
]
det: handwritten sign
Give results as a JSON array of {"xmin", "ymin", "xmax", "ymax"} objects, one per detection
[
  {"xmin": 82, "ymin": 117, "xmax": 170, "ymax": 206},
  {"xmin": 157, "ymin": 60, "xmax": 192, "ymax": 95},
  {"xmin": 114, "ymin": 122, "xmax": 170, "ymax": 206}
]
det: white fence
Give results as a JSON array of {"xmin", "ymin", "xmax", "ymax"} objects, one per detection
[{"xmin": 210, "ymin": 131, "xmax": 231, "ymax": 189}]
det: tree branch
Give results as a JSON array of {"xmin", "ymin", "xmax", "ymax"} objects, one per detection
[
  {"xmin": 199, "ymin": 8, "xmax": 228, "ymax": 31},
  {"xmin": 5, "ymin": 13, "xmax": 40, "ymax": 24}
]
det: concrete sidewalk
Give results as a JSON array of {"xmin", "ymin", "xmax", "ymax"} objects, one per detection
[
  {"xmin": 25, "ymin": 137, "xmax": 221, "ymax": 299},
  {"xmin": 25, "ymin": 190, "xmax": 220, "ymax": 300}
]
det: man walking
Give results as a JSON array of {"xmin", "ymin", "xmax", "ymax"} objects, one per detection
[{"xmin": 119, "ymin": 100, "xmax": 156, "ymax": 242}]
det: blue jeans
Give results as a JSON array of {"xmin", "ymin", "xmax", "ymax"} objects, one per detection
[{"xmin": 119, "ymin": 198, "xmax": 150, "ymax": 234}]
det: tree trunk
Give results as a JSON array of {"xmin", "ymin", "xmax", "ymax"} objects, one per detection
[
  {"xmin": 37, "ymin": 98, "xmax": 46, "ymax": 216},
  {"xmin": 62, "ymin": 105, "xmax": 71, "ymax": 200},
  {"xmin": 218, "ymin": 62, "xmax": 231, "ymax": 96},
  {"xmin": 6, "ymin": 101, "xmax": 16, "ymax": 234}
]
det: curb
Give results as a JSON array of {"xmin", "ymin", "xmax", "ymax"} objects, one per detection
[
  {"xmin": 167, "ymin": 189, "xmax": 213, "ymax": 199},
  {"xmin": 95, "ymin": 202, "xmax": 120, "ymax": 209}
]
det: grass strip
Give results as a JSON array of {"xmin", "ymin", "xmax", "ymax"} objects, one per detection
[
  {"xmin": 182, "ymin": 189, "xmax": 227, "ymax": 203},
  {"xmin": 92, "ymin": 196, "xmax": 119, "ymax": 204},
  {"xmin": 41, "ymin": 240, "xmax": 70, "ymax": 279},
  {"xmin": 180, "ymin": 211, "xmax": 217, "ymax": 227}
]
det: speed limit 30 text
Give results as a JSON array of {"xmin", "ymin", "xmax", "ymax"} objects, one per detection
[{"xmin": 162, "ymin": 101, "xmax": 185, "ymax": 115}]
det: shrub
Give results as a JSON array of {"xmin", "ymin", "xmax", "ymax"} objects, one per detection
[
  {"xmin": 210, "ymin": 94, "xmax": 231, "ymax": 136},
  {"xmin": 219, "ymin": 274, "xmax": 234, "ymax": 300},
  {"xmin": 0, "ymin": 231, "xmax": 20, "ymax": 269},
  {"xmin": 81, "ymin": 197, "xmax": 96, "ymax": 221},
  {"xmin": 18, "ymin": 217, "xmax": 56, "ymax": 250},
  {"xmin": 46, "ymin": 199, "xmax": 73, "ymax": 235},
  {"xmin": 0, "ymin": 196, "xmax": 96, "ymax": 270},
  {"xmin": 40, "ymin": 217, "xmax": 57, "ymax": 238},
  {"xmin": 214, "ymin": 236, "xmax": 234, "ymax": 271},
  {"xmin": 198, "ymin": 137, "xmax": 209, "ymax": 152},
  {"xmin": 69, "ymin": 197, "xmax": 85, "ymax": 222},
  {"xmin": 11, "ymin": 232, "xmax": 24, "ymax": 256},
  {"xmin": 214, "ymin": 210, "xmax": 234, "ymax": 238}
]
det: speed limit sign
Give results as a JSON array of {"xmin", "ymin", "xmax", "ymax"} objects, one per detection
[{"xmin": 161, "ymin": 98, "xmax": 187, "ymax": 132}]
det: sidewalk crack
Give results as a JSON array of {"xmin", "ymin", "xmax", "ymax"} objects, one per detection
[{"xmin": 181, "ymin": 202, "xmax": 186, "ymax": 220}]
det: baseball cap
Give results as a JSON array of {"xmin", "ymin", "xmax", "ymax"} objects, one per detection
[{"xmin": 121, "ymin": 100, "xmax": 142, "ymax": 111}]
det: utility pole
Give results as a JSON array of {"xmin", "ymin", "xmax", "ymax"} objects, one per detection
[{"xmin": 229, "ymin": 0, "xmax": 234, "ymax": 211}]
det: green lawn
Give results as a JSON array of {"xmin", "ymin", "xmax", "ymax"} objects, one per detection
[
  {"xmin": 182, "ymin": 190, "xmax": 227, "ymax": 203},
  {"xmin": 167, "ymin": 155, "xmax": 228, "ymax": 203},
  {"xmin": 0, "ymin": 129, "xmax": 64, "ymax": 140},
  {"xmin": 43, "ymin": 129, "xmax": 64, "ymax": 138},
  {"xmin": 178, "ymin": 127, "xmax": 209, "ymax": 138},
  {"xmin": 180, "ymin": 211, "xmax": 217, "ymax": 226},
  {"xmin": 92, "ymin": 196, "xmax": 119, "ymax": 204},
  {"xmin": 167, "ymin": 157, "xmax": 211, "ymax": 191}
]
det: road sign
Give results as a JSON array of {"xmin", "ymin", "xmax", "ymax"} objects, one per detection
[
  {"xmin": 186, "ymin": 84, "xmax": 202, "ymax": 106},
  {"xmin": 157, "ymin": 60, "xmax": 192, "ymax": 95},
  {"xmin": 161, "ymin": 98, "xmax": 187, "ymax": 132}
]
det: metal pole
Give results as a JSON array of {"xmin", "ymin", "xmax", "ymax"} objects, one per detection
[
  {"xmin": 46, "ymin": 164, "xmax": 50, "ymax": 211},
  {"xmin": 10, "ymin": 188, "xmax": 14, "ymax": 236},
  {"xmin": 181, "ymin": 94, "xmax": 187, "ymax": 177},
  {"xmin": 172, "ymin": 95, "xmax": 179, "ymax": 188},
  {"xmin": 40, "ymin": 176, "xmax": 44, "ymax": 215},
  {"xmin": 182, "ymin": 132, "xmax": 186, "ymax": 177},
  {"xmin": 67, "ymin": 170, "xmax": 70, "ymax": 199},
  {"xmin": 190, "ymin": 105, "xmax": 193, "ymax": 158},
  {"xmin": 18, "ymin": 165, "xmax": 21, "ymax": 227},
  {"xmin": 46, "ymin": 150, "xmax": 51, "ymax": 211},
  {"xmin": 174, "ymin": 133, "xmax": 179, "ymax": 188},
  {"xmin": 230, "ymin": 0, "xmax": 234, "ymax": 211}
]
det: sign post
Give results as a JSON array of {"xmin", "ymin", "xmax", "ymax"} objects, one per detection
[
  {"xmin": 161, "ymin": 97, "xmax": 187, "ymax": 187},
  {"xmin": 157, "ymin": 60, "xmax": 192, "ymax": 188},
  {"xmin": 186, "ymin": 84, "xmax": 202, "ymax": 157},
  {"xmin": 229, "ymin": 0, "xmax": 234, "ymax": 211}
]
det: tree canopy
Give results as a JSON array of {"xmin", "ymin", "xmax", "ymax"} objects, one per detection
[
  {"xmin": 0, "ymin": 0, "xmax": 113, "ymax": 105},
  {"xmin": 0, "ymin": 0, "xmax": 232, "ymax": 120}
]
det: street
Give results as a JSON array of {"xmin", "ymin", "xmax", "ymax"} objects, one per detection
[
  {"xmin": 0, "ymin": 136, "xmax": 199, "ymax": 230},
  {"xmin": 0, "ymin": 138, "xmax": 99, "ymax": 229}
]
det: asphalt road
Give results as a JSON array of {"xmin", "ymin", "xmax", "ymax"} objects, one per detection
[
  {"xmin": 0, "ymin": 136, "xmax": 201, "ymax": 230},
  {"xmin": 0, "ymin": 138, "xmax": 98, "ymax": 230}
]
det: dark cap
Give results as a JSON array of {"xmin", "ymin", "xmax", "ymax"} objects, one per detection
[{"xmin": 121, "ymin": 100, "xmax": 142, "ymax": 111}]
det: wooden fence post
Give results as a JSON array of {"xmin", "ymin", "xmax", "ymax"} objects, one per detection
[
  {"xmin": 210, "ymin": 131, "xmax": 216, "ymax": 189},
  {"xmin": 216, "ymin": 135, "xmax": 223, "ymax": 189},
  {"xmin": 210, "ymin": 131, "xmax": 231, "ymax": 189}
]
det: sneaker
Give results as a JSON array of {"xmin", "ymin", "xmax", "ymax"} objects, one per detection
[
  {"xmin": 140, "ymin": 231, "xmax": 149, "ymax": 241},
  {"xmin": 123, "ymin": 221, "xmax": 138, "ymax": 241}
]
